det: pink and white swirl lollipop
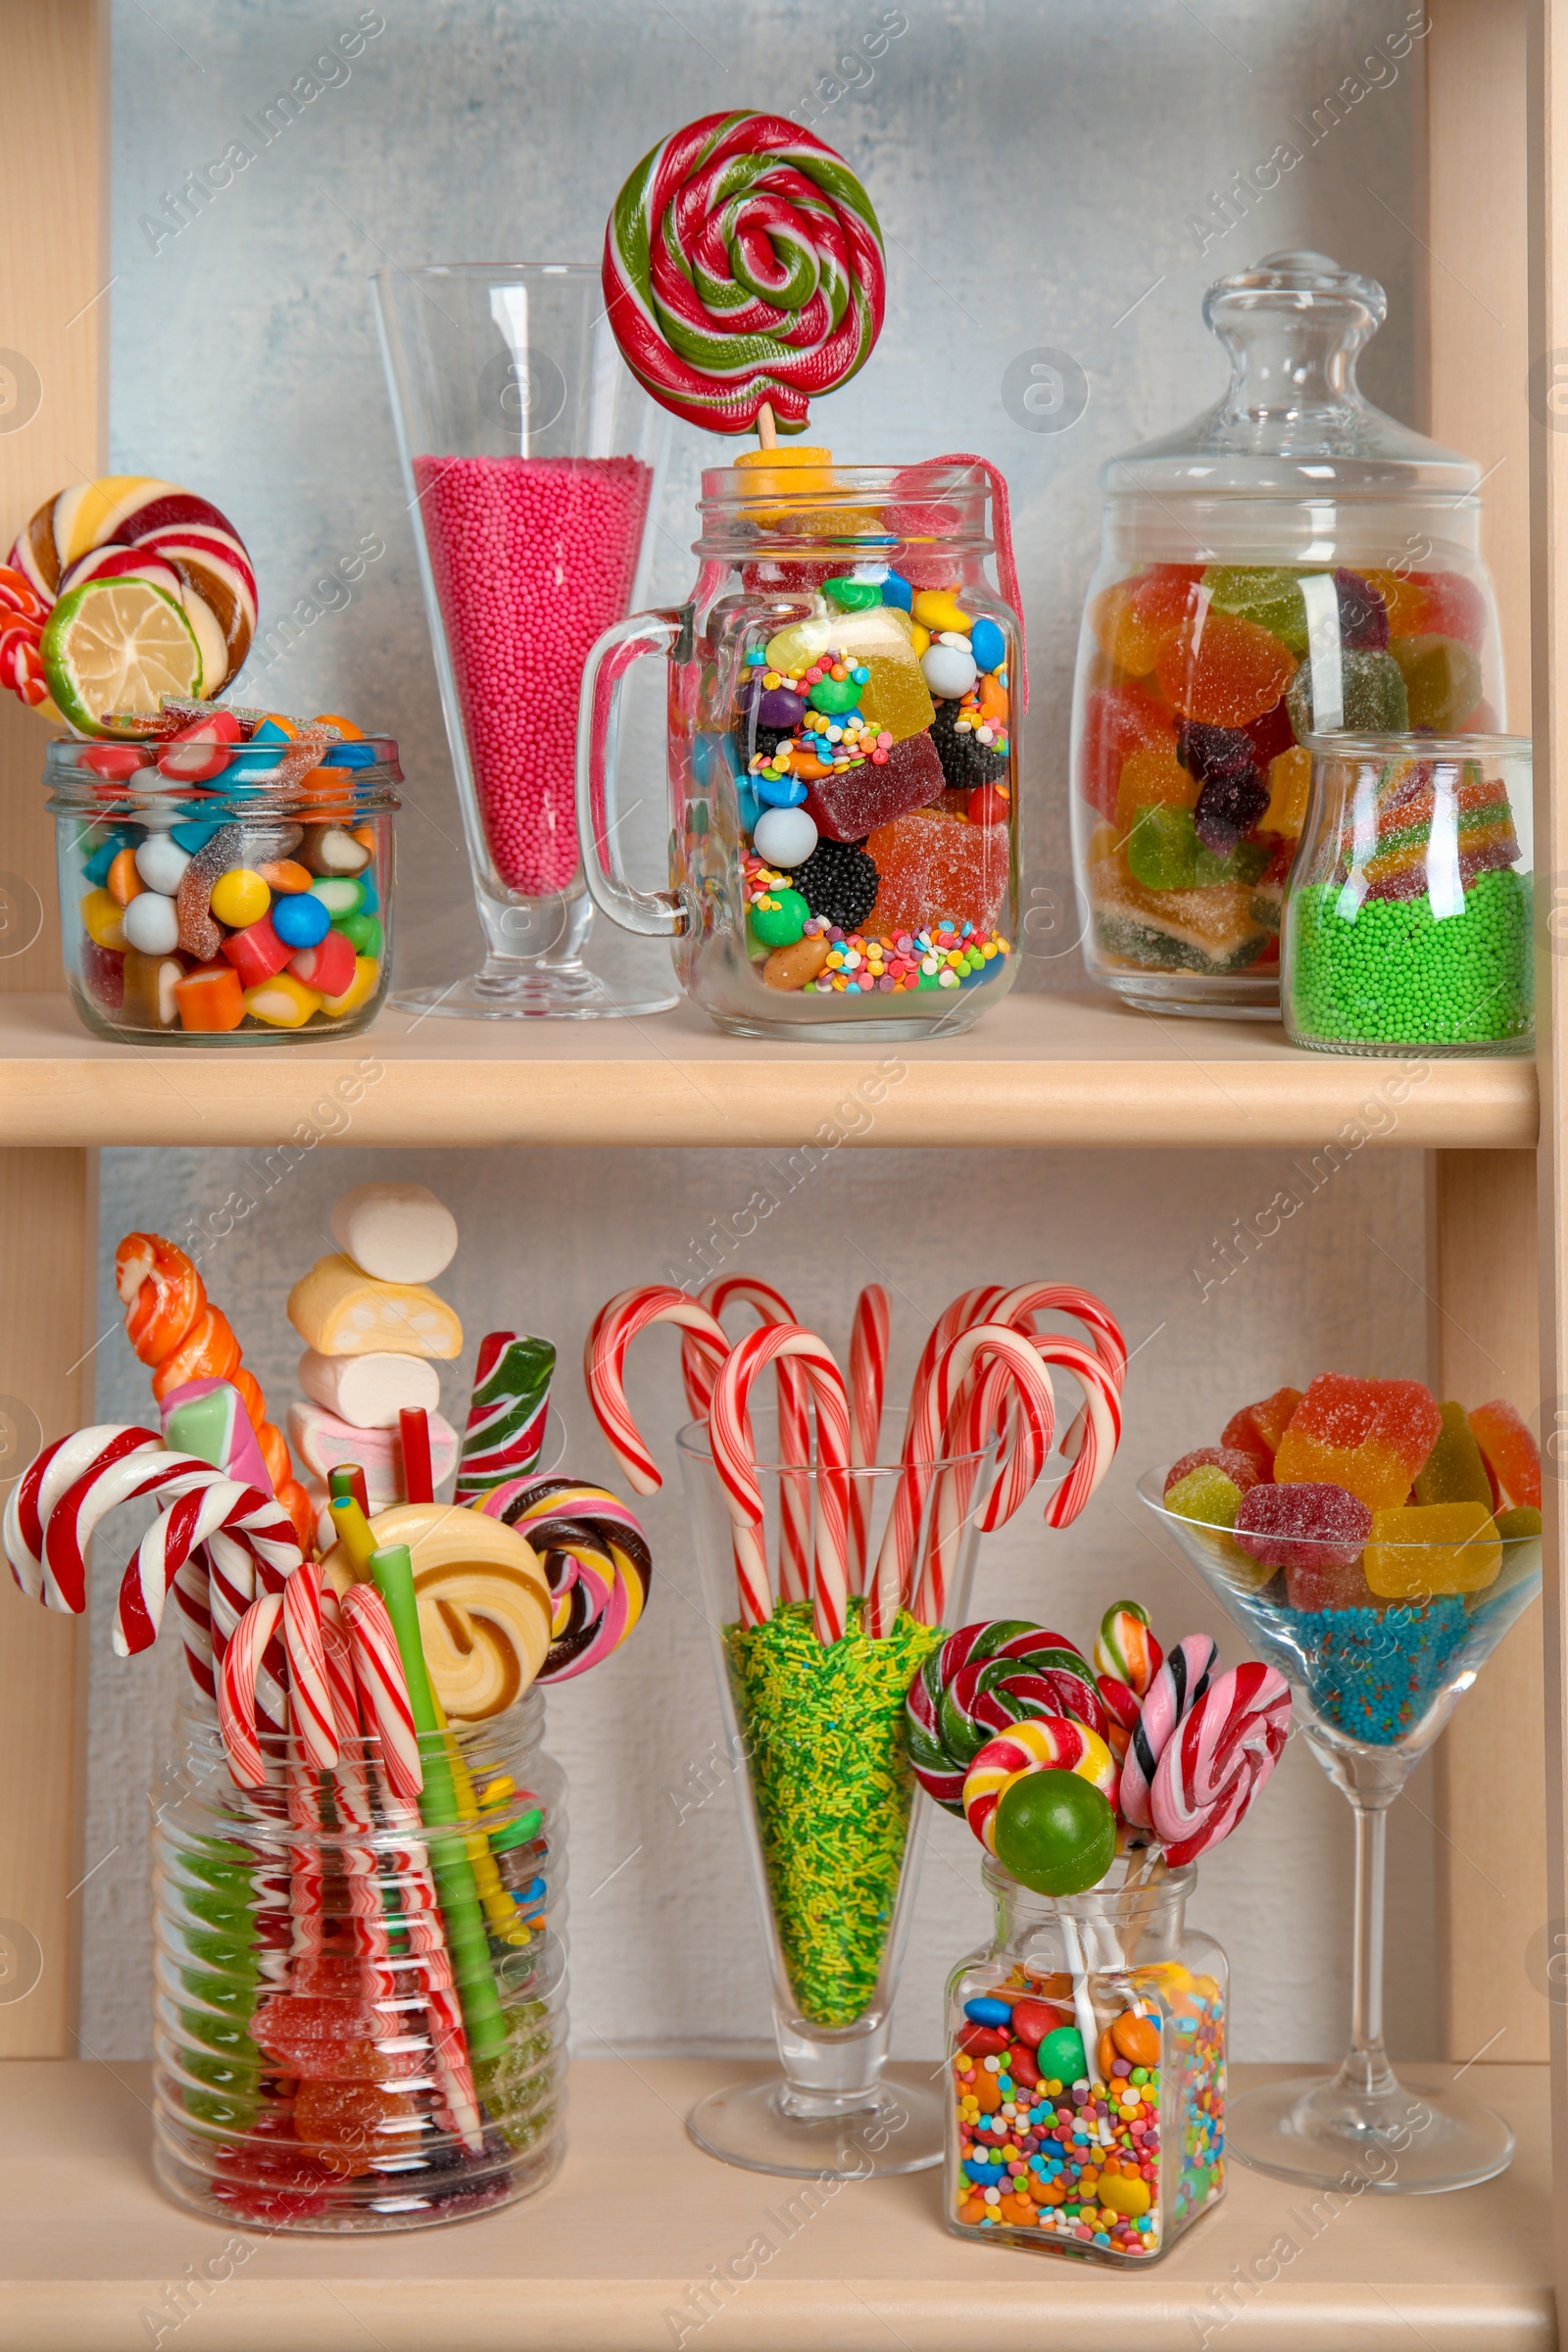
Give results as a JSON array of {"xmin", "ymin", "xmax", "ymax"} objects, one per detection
[
  {"xmin": 584, "ymin": 1286, "xmax": 728, "ymax": 1494},
  {"xmin": 710, "ymin": 1323, "xmax": 852, "ymax": 1640},
  {"xmin": 1151, "ymin": 1661, "xmax": 1291, "ymax": 1865},
  {"xmin": 1119, "ymin": 1634, "xmax": 1220, "ymax": 1831}
]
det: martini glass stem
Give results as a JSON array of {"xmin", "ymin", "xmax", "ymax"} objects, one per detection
[{"xmin": 1337, "ymin": 1791, "xmax": 1398, "ymax": 2100}]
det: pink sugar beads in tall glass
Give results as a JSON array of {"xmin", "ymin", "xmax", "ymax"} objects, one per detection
[{"xmin": 375, "ymin": 265, "xmax": 676, "ymax": 1019}]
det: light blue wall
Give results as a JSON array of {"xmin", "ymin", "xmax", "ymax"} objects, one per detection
[{"xmin": 89, "ymin": 0, "xmax": 1446, "ymax": 2064}]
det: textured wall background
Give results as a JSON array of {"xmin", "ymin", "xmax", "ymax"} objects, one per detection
[{"xmin": 89, "ymin": 0, "xmax": 1444, "ymax": 2064}]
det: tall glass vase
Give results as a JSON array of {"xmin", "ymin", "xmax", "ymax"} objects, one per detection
[
  {"xmin": 373, "ymin": 263, "xmax": 677, "ymax": 1019},
  {"xmin": 677, "ymin": 1411, "xmax": 992, "ymax": 2179}
]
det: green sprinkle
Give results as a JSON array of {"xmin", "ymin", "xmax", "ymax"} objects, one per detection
[
  {"xmin": 725, "ymin": 1599, "xmax": 942, "ymax": 2028},
  {"xmin": 1287, "ymin": 866, "xmax": 1532, "ymax": 1047}
]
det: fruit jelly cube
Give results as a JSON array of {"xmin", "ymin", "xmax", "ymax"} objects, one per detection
[
  {"xmin": 1273, "ymin": 1376, "xmax": 1442, "ymax": 1510},
  {"xmin": 1495, "ymin": 1505, "xmax": 1543, "ymax": 1541},
  {"xmin": 1164, "ymin": 1446, "xmax": 1262, "ymax": 1496},
  {"xmin": 1089, "ymin": 566, "xmax": 1200, "ymax": 675},
  {"xmin": 1221, "ymin": 1388, "xmax": 1304, "ymax": 1475},
  {"xmin": 1078, "ymin": 685, "xmax": 1177, "ymax": 822},
  {"xmin": 1164, "ymin": 1465, "xmax": 1243, "ymax": 1529},
  {"xmin": 1284, "ymin": 1549, "xmax": 1377, "ymax": 1611},
  {"xmin": 1412, "ymin": 570, "xmax": 1488, "ymax": 650},
  {"xmin": 804, "ymin": 728, "xmax": 944, "ymax": 842},
  {"xmin": 1154, "ymin": 608, "xmax": 1297, "ymax": 726},
  {"xmin": 1364, "ymin": 1501, "xmax": 1502, "ymax": 1597},
  {"xmin": 1247, "ymin": 695, "xmax": 1298, "ymax": 770},
  {"xmin": 1412, "ymin": 1400, "xmax": 1494, "ymax": 1506},
  {"xmin": 856, "ymin": 649, "xmax": 936, "ymax": 744},
  {"xmin": 1124, "ymin": 804, "xmax": 1248, "ymax": 891},
  {"xmin": 1286, "ymin": 646, "xmax": 1408, "ymax": 738},
  {"xmin": 863, "ymin": 810, "xmax": 1007, "ymax": 933},
  {"xmin": 1201, "ymin": 565, "xmax": 1309, "ymax": 656},
  {"xmin": 1261, "ymin": 746, "xmax": 1312, "ymax": 837},
  {"xmin": 1388, "ymin": 634, "xmax": 1484, "ymax": 730},
  {"xmin": 1115, "ymin": 748, "xmax": 1197, "ymax": 832},
  {"xmin": 1235, "ymin": 1481, "xmax": 1371, "ymax": 1573},
  {"xmin": 1467, "ymin": 1399, "xmax": 1542, "ymax": 1510}
]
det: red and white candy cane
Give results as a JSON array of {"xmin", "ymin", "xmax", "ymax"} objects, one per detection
[
  {"xmin": 1151, "ymin": 1661, "xmax": 1291, "ymax": 1866},
  {"xmin": 341, "ymin": 1583, "xmax": 423, "ymax": 1800},
  {"xmin": 115, "ymin": 1474, "xmax": 302, "ymax": 1657},
  {"xmin": 218, "ymin": 1591, "xmax": 286, "ymax": 1788},
  {"xmin": 584, "ymin": 1286, "xmax": 728, "ymax": 1494},
  {"xmin": 710, "ymin": 1324, "xmax": 852, "ymax": 1642},
  {"xmin": 281, "ymin": 1563, "xmax": 339, "ymax": 1772},
  {"xmin": 847, "ymin": 1284, "xmax": 890, "ymax": 1595},
  {"xmin": 907, "ymin": 1327, "xmax": 1058, "ymax": 1629},
  {"xmin": 989, "ymin": 1285, "xmax": 1126, "ymax": 1485},
  {"xmin": 682, "ymin": 1276, "xmax": 812, "ymax": 1607}
]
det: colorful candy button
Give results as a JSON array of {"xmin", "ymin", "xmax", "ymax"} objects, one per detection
[
  {"xmin": 210, "ymin": 868, "xmax": 271, "ymax": 928},
  {"xmin": 270, "ymin": 890, "xmax": 330, "ymax": 950}
]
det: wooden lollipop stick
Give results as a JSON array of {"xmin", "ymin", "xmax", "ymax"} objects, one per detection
[{"xmin": 757, "ymin": 401, "xmax": 778, "ymax": 449}]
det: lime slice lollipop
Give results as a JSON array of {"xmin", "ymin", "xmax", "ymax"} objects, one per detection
[{"xmin": 41, "ymin": 575, "xmax": 202, "ymax": 737}]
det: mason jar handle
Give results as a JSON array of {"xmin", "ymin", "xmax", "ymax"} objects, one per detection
[{"xmin": 575, "ymin": 607, "xmax": 689, "ymax": 939}]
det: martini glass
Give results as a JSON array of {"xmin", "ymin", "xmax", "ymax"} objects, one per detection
[{"xmin": 1138, "ymin": 1467, "xmax": 1541, "ymax": 2191}]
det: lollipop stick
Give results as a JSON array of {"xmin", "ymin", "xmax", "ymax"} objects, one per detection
[
  {"xmin": 757, "ymin": 401, "xmax": 778, "ymax": 449},
  {"xmin": 1059, "ymin": 1912, "xmax": 1102, "ymax": 2090}
]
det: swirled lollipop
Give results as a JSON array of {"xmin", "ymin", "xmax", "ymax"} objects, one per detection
[
  {"xmin": 603, "ymin": 110, "xmax": 885, "ymax": 435},
  {"xmin": 905, "ymin": 1619, "xmax": 1106, "ymax": 1812},
  {"xmin": 480, "ymin": 1475, "xmax": 653, "ymax": 1683}
]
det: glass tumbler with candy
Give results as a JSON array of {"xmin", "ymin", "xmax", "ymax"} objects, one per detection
[
  {"xmin": 586, "ymin": 1277, "xmax": 1127, "ymax": 2176},
  {"xmin": 1070, "ymin": 251, "xmax": 1507, "ymax": 1017},
  {"xmin": 1141, "ymin": 1375, "xmax": 1543, "ymax": 2190},
  {"xmin": 372, "ymin": 263, "xmax": 676, "ymax": 1021},
  {"xmin": 576, "ymin": 113, "xmax": 1026, "ymax": 1039}
]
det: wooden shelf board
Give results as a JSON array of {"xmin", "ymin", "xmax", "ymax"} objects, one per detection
[
  {"xmin": 2, "ymin": 2059, "xmax": 1551, "ymax": 2350},
  {"xmin": 0, "ymin": 993, "xmax": 1538, "ymax": 1151}
]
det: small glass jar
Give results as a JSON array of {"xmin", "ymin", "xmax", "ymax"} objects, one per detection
[
  {"xmin": 47, "ymin": 734, "xmax": 399, "ymax": 1044},
  {"xmin": 1069, "ymin": 250, "xmax": 1506, "ymax": 1018},
  {"xmin": 946, "ymin": 1856, "xmax": 1225, "ymax": 2265},
  {"xmin": 151, "ymin": 1693, "xmax": 566, "ymax": 2233},
  {"xmin": 578, "ymin": 459, "xmax": 1022, "ymax": 1040},
  {"xmin": 1283, "ymin": 733, "xmax": 1532, "ymax": 1055}
]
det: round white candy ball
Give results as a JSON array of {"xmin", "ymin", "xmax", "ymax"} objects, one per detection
[
  {"xmin": 134, "ymin": 833, "xmax": 191, "ymax": 894},
  {"xmin": 753, "ymin": 806, "xmax": 819, "ymax": 867},
  {"xmin": 921, "ymin": 644, "xmax": 978, "ymax": 701},
  {"xmin": 122, "ymin": 890, "xmax": 180, "ymax": 956}
]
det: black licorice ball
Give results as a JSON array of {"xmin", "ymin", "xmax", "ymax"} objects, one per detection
[
  {"xmin": 793, "ymin": 837, "xmax": 879, "ymax": 930},
  {"xmin": 992, "ymin": 1770, "xmax": 1117, "ymax": 1897},
  {"xmin": 930, "ymin": 699, "xmax": 1006, "ymax": 792},
  {"xmin": 733, "ymin": 719, "xmax": 796, "ymax": 766}
]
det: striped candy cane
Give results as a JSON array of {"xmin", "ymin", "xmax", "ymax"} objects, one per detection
[
  {"xmin": 710, "ymin": 1325, "xmax": 852, "ymax": 1642},
  {"xmin": 988, "ymin": 1284, "xmax": 1127, "ymax": 1471},
  {"xmin": 341, "ymin": 1584, "xmax": 424, "ymax": 1801},
  {"xmin": 281, "ymin": 1564, "xmax": 339, "ymax": 1771},
  {"xmin": 584, "ymin": 1286, "xmax": 728, "ymax": 1494},
  {"xmin": 218, "ymin": 1592, "xmax": 286, "ymax": 1788},
  {"xmin": 907, "ymin": 1327, "xmax": 1057, "ymax": 1628},
  {"xmin": 681, "ymin": 1276, "xmax": 812, "ymax": 1606},
  {"xmin": 847, "ymin": 1284, "xmax": 890, "ymax": 1594}
]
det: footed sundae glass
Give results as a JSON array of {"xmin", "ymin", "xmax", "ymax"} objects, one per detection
[
  {"xmin": 1139, "ymin": 1466, "xmax": 1541, "ymax": 2190},
  {"xmin": 373, "ymin": 264, "xmax": 676, "ymax": 1019}
]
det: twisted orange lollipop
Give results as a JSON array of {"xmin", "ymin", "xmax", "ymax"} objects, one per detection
[{"xmin": 115, "ymin": 1232, "xmax": 315, "ymax": 1552}]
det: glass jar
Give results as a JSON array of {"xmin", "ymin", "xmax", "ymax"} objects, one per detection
[
  {"xmin": 151, "ymin": 1692, "xmax": 566, "ymax": 2232},
  {"xmin": 1070, "ymin": 250, "xmax": 1506, "ymax": 1018},
  {"xmin": 578, "ymin": 459, "xmax": 1023, "ymax": 1040},
  {"xmin": 946, "ymin": 1855, "xmax": 1225, "ymax": 2264},
  {"xmin": 1283, "ymin": 733, "xmax": 1532, "ymax": 1055},
  {"xmin": 47, "ymin": 733, "xmax": 399, "ymax": 1044}
]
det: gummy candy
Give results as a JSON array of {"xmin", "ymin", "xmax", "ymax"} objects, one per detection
[
  {"xmin": 211, "ymin": 2110, "xmax": 339, "ymax": 2225},
  {"xmin": 1357, "ymin": 566, "xmax": 1437, "ymax": 640},
  {"xmin": 1221, "ymin": 1387, "xmax": 1303, "ymax": 1475},
  {"xmin": 1078, "ymin": 684, "xmax": 1177, "ymax": 822},
  {"xmin": 1496, "ymin": 1504, "xmax": 1543, "ymax": 1541},
  {"xmin": 1177, "ymin": 720, "xmax": 1258, "ymax": 789},
  {"xmin": 804, "ymin": 728, "xmax": 944, "ymax": 842},
  {"xmin": 1273, "ymin": 1375, "xmax": 1442, "ymax": 1511},
  {"xmin": 864, "ymin": 810, "xmax": 1008, "ymax": 933},
  {"xmin": 1286, "ymin": 647, "xmax": 1408, "ymax": 738},
  {"xmin": 1247, "ymin": 696, "xmax": 1297, "ymax": 769},
  {"xmin": 294, "ymin": 2078, "xmax": 419, "ymax": 2179},
  {"xmin": 857, "ymin": 648, "xmax": 937, "ymax": 743},
  {"xmin": 1194, "ymin": 767, "xmax": 1270, "ymax": 855},
  {"xmin": 1090, "ymin": 857, "xmax": 1269, "ymax": 975},
  {"xmin": 1164, "ymin": 1445, "xmax": 1262, "ymax": 1495},
  {"xmin": 1334, "ymin": 568, "xmax": 1390, "ymax": 651},
  {"xmin": 1164, "ymin": 1464, "xmax": 1243, "ymax": 1528},
  {"xmin": 1467, "ymin": 1399, "xmax": 1542, "ymax": 1509},
  {"xmin": 1412, "ymin": 1400, "xmax": 1494, "ymax": 1506},
  {"xmin": 1234, "ymin": 1480, "xmax": 1372, "ymax": 1573},
  {"xmin": 1363, "ymin": 1501, "xmax": 1502, "ymax": 1597},
  {"xmin": 1124, "ymin": 804, "xmax": 1268, "ymax": 893},
  {"xmin": 1410, "ymin": 570, "xmax": 1489, "ymax": 650},
  {"xmin": 248, "ymin": 1992, "xmax": 382, "ymax": 2081},
  {"xmin": 1089, "ymin": 564, "xmax": 1200, "ymax": 675},
  {"xmin": 1202, "ymin": 565, "xmax": 1309, "ymax": 656},
  {"xmin": 1261, "ymin": 746, "xmax": 1312, "ymax": 837},
  {"xmin": 1155, "ymin": 608, "xmax": 1297, "ymax": 727},
  {"xmin": 1114, "ymin": 747, "xmax": 1196, "ymax": 833},
  {"xmin": 1387, "ymin": 634, "xmax": 1484, "ymax": 730},
  {"xmin": 1284, "ymin": 1548, "xmax": 1376, "ymax": 1612}
]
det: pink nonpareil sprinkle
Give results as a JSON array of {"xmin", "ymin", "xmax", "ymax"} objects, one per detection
[{"xmin": 414, "ymin": 455, "xmax": 652, "ymax": 895}]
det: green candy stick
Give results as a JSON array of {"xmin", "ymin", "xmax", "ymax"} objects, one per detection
[{"xmin": 368, "ymin": 1544, "xmax": 507, "ymax": 2058}]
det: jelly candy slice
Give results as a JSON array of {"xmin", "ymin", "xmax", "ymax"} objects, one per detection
[
  {"xmin": 1496, "ymin": 1504, "xmax": 1543, "ymax": 1541},
  {"xmin": 1202, "ymin": 565, "xmax": 1309, "ymax": 656},
  {"xmin": 1219, "ymin": 1391, "xmax": 1303, "ymax": 1478},
  {"xmin": 1124, "ymin": 805, "xmax": 1268, "ymax": 892},
  {"xmin": 1090, "ymin": 858, "xmax": 1268, "ymax": 975},
  {"xmin": 1286, "ymin": 647, "xmax": 1408, "ymax": 737},
  {"xmin": 1234, "ymin": 1480, "xmax": 1371, "ymax": 1573},
  {"xmin": 1363, "ymin": 1500, "xmax": 1502, "ymax": 1597},
  {"xmin": 1154, "ymin": 608, "xmax": 1297, "ymax": 726},
  {"xmin": 1467, "ymin": 1399, "xmax": 1542, "ymax": 1509},
  {"xmin": 856, "ymin": 648, "xmax": 936, "ymax": 743},
  {"xmin": 1247, "ymin": 696, "xmax": 1297, "ymax": 769},
  {"xmin": 1412, "ymin": 1400, "xmax": 1493, "ymax": 1505},
  {"xmin": 804, "ymin": 728, "xmax": 944, "ymax": 842},
  {"xmin": 1284, "ymin": 1548, "xmax": 1376, "ymax": 1612},
  {"xmin": 1114, "ymin": 746, "xmax": 1197, "ymax": 831},
  {"xmin": 1078, "ymin": 684, "xmax": 1177, "ymax": 822},
  {"xmin": 1273, "ymin": 1375, "xmax": 1443, "ymax": 1511},
  {"xmin": 1088, "ymin": 564, "xmax": 1200, "ymax": 675},
  {"xmin": 1164, "ymin": 1464, "xmax": 1243, "ymax": 1528},
  {"xmin": 863, "ymin": 810, "xmax": 1007, "ymax": 932},
  {"xmin": 1164, "ymin": 1446, "xmax": 1262, "ymax": 1495},
  {"xmin": 1334, "ymin": 568, "xmax": 1390, "ymax": 651},
  {"xmin": 1387, "ymin": 634, "xmax": 1484, "ymax": 730}
]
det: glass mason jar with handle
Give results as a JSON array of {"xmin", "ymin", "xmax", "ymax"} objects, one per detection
[
  {"xmin": 1070, "ymin": 250, "xmax": 1506, "ymax": 1018},
  {"xmin": 577, "ymin": 455, "xmax": 1025, "ymax": 1040}
]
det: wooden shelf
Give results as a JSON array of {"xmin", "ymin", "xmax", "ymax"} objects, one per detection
[
  {"xmin": 2, "ymin": 2059, "xmax": 1549, "ymax": 2350},
  {"xmin": 0, "ymin": 993, "xmax": 1538, "ymax": 1151}
]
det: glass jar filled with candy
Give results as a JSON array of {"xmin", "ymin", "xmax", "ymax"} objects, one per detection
[
  {"xmin": 152, "ymin": 1691, "xmax": 566, "ymax": 2233},
  {"xmin": 947, "ymin": 1856, "xmax": 1225, "ymax": 2264},
  {"xmin": 1070, "ymin": 251, "xmax": 1506, "ymax": 1017},
  {"xmin": 577, "ymin": 456, "xmax": 1023, "ymax": 1040},
  {"xmin": 47, "ymin": 706, "xmax": 397, "ymax": 1043}
]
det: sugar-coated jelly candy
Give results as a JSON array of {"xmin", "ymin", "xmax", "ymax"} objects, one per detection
[
  {"xmin": 1496, "ymin": 1504, "xmax": 1543, "ymax": 1541},
  {"xmin": 804, "ymin": 728, "xmax": 944, "ymax": 843},
  {"xmin": 1165, "ymin": 1445, "xmax": 1262, "ymax": 1496},
  {"xmin": 1090, "ymin": 858, "xmax": 1267, "ymax": 975},
  {"xmin": 1222, "ymin": 1387, "xmax": 1304, "ymax": 1475},
  {"xmin": 1202, "ymin": 565, "xmax": 1309, "ymax": 656},
  {"xmin": 1248, "ymin": 695, "xmax": 1297, "ymax": 769},
  {"xmin": 1412, "ymin": 1399, "xmax": 1494, "ymax": 1506},
  {"xmin": 1334, "ymin": 567, "xmax": 1390, "ymax": 651},
  {"xmin": 1412, "ymin": 569, "xmax": 1489, "ymax": 650},
  {"xmin": 1115, "ymin": 746, "xmax": 1196, "ymax": 831},
  {"xmin": 1194, "ymin": 768, "xmax": 1270, "ymax": 855},
  {"xmin": 1177, "ymin": 720, "xmax": 1258, "ymax": 788},
  {"xmin": 857, "ymin": 648, "xmax": 937, "ymax": 743},
  {"xmin": 1467, "ymin": 1399, "xmax": 1542, "ymax": 1510},
  {"xmin": 1284, "ymin": 1549, "xmax": 1377, "ymax": 1612},
  {"xmin": 1089, "ymin": 564, "xmax": 1199, "ymax": 675},
  {"xmin": 1286, "ymin": 646, "xmax": 1408, "ymax": 738},
  {"xmin": 863, "ymin": 810, "xmax": 1007, "ymax": 933},
  {"xmin": 1363, "ymin": 1500, "xmax": 1502, "ymax": 1597},
  {"xmin": 1078, "ymin": 684, "xmax": 1177, "ymax": 822},
  {"xmin": 1164, "ymin": 1464, "xmax": 1243, "ymax": 1528},
  {"xmin": 1125, "ymin": 804, "xmax": 1268, "ymax": 893},
  {"xmin": 294, "ymin": 2079, "xmax": 418, "ymax": 2178},
  {"xmin": 1388, "ymin": 634, "xmax": 1484, "ymax": 729},
  {"xmin": 1273, "ymin": 1374, "xmax": 1442, "ymax": 1510},
  {"xmin": 1155, "ymin": 608, "xmax": 1297, "ymax": 727},
  {"xmin": 1261, "ymin": 745, "xmax": 1312, "ymax": 837},
  {"xmin": 1234, "ymin": 1480, "xmax": 1371, "ymax": 1573}
]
